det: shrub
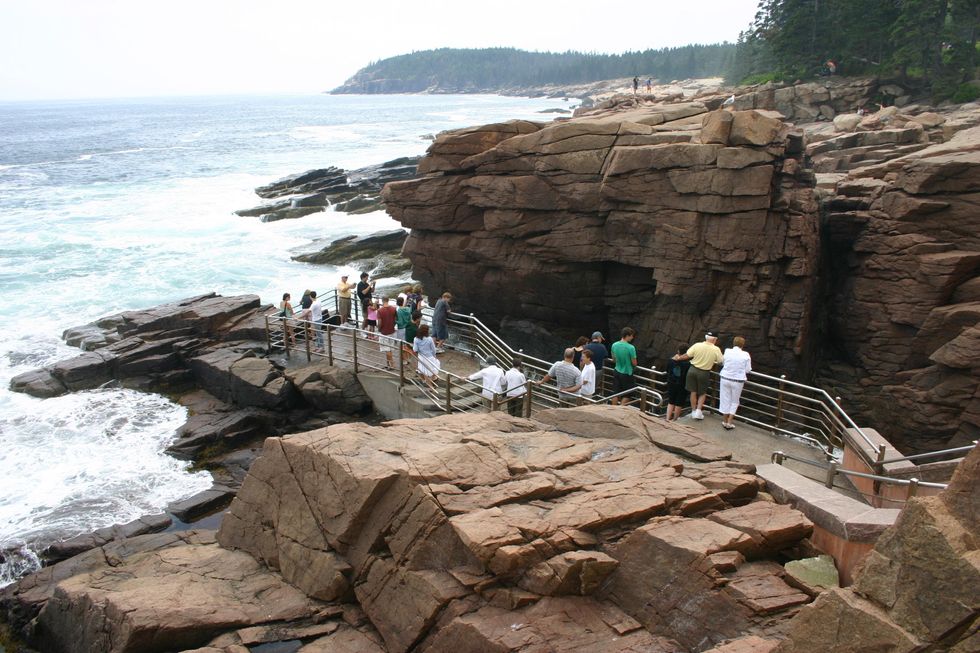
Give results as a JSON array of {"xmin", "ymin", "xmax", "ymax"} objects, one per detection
[{"xmin": 951, "ymin": 83, "xmax": 980, "ymax": 104}]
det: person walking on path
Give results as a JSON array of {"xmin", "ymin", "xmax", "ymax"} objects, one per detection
[
  {"xmin": 538, "ymin": 348, "xmax": 582, "ymax": 406},
  {"xmin": 610, "ymin": 327, "xmax": 638, "ymax": 406},
  {"xmin": 504, "ymin": 359, "xmax": 527, "ymax": 417},
  {"xmin": 677, "ymin": 331, "xmax": 724, "ymax": 420},
  {"xmin": 571, "ymin": 336, "xmax": 588, "ymax": 368},
  {"xmin": 665, "ymin": 346, "xmax": 691, "ymax": 421},
  {"xmin": 584, "ymin": 331, "xmax": 609, "ymax": 396},
  {"xmin": 579, "ymin": 349, "xmax": 596, "ymax": 403},
  {"xmin": 356, "ymin": 272, "xmax": 375, "ymax": 329},
  {"xmin": 468, "ymin": 356, "xmax": 506, "ymax": 410},
  {"xmin": 336, "ymin": 275, "xmax": 354, "ymax": 323},
  {"xmin": 432, "ymin": 292, "xmax": 452, "ymax": 349},
  {"xmin": 377, "ymin": 297, "xmax": 397, "ymax": 369},
  {"xmin": 718, "ymin": 336, "xmax": 752, "ymax": 430},
  {"xmin": 412, "ymin": 324, "xmax": 440, "ymax": 390}
]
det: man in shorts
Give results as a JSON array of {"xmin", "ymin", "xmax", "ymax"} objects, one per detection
[
  {"xmin": 610, "ymin": 327, "xmax": 638, "ymax": 405},
  {"xmin": 538, "ymin": 348, "xmax": 582, "ymax": 406},
  {"xmin": 377, "ymin": 297, "xmax": 397, "ymax": 369},
  {"xmin": 678, "ymin": 330, "xmax": 723, "ymax": 420}
]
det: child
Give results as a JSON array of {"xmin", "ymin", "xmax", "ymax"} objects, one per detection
[{"xmin": 366, "ymin": 300, "xmax": 378, "ymax": 339}]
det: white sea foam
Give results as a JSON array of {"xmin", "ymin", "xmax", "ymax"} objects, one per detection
[{"xmin": 289, "ymin": 125, "xmax": 364, "ymax": 143}]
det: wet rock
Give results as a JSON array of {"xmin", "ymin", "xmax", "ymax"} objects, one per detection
[
  {"xmin": 8, "ymin": 368, "xmax": 67, "ymax": 398},
  {"xmin": 42, "ymin": 514, "xmax": 173, "ymax": 564},
  {"xmin": 259, "ymin": 206, "xmax": 325, "ymax": 223},
  {"xmin": 167, "ymin": 485, "xmax": 237, "ymax": 522},
  {"xmin": 291, "ymin": 230, "xmax": 409, "ymax": 277}
]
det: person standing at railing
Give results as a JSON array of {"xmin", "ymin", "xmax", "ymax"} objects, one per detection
[
  {"xmin": 584, "ymin": 332, "xmax": 609, "ymax": 397},
  {"xmin": 309, "ymin": 290, "xmax": 324, "ymax": 350},
  {"xmin": 356, "ymin": 272, "xmax": 375, "ymax": 329},
  {"xmin": 468, "ymin": 356, "xmax": 505, "ymax": 410},
  {"xmin": 610, "ymin": 327, "xmax": 638, "ymax": 406},
  {"xmin": 413, "ymin": 324, "xmax": 440, "ymax": 390},
  {"xmin": 377, "ymin": 297, "xmax": 398, "ymax": 369},
  {"xmin": 579, "ymin": 349, "xmax": 596, "ymax": 403},
  {"xmin": 538, "ymin": 348, "xmax": 583, "ymax": 406},
  {"xmin": 432, "ymin": 292, "xmax": 452, "ymax": 351},
  {"xmin": 336, "ymin": 275, "xmax": 354, "ymax": 324},
  {"xmin": 405, "ymin": 310, "xmax": 422, "ymax": 345},
  {"xmin": 279, "ymin": 292, "xmax": 295, "ymax": 346},
  {"xmin": 504, "ymin": 359, "xmax": 527, "ymax": 417},
  {"xmin": 395, "ymin": 297, "xmax": 412, "ymax": 342},
  {"xmin": 665, "ymin": 346, "xmax": 691, "ymax": 421},
  {"xmin": 718, "ymin": 336, "xmax": 751, "ymax": 431},
  {"xmin": 675, "ymin": 330, "xmax": 723, "ymax": 420}
]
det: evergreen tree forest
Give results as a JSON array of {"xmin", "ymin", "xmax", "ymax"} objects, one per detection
[
  {"xmin": 728, "ymin": 0, "xmax": 980, "ymax": 99},
  {"xmin": 332, "ymin": 45, "xmax": 736, "ymax": 93}
]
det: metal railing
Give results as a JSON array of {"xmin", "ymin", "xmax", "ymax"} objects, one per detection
[
  {"xmin": 264, "ymin": 306, "xmax": 662, "ymax": 417},
  {"xmin": 771, "ymin": 450, "xmax": 948, "ymax": 503}
]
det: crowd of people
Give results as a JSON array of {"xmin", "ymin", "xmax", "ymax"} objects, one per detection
[{"xmin": 280, "ymin": 277, "xmax": 753, "ymax": 426}]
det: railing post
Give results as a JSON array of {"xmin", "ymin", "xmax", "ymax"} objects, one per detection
[
  {"xmin": 283, "ymin": 318, "xmax": 291, "ymax": 358},
  {"xmin": 875, "ymin": 444, "xmax": 887, "ymax": 475},
  {"xmin": 399, "ymin": 342, "xmax": 405, "ymax": 387},
  {"xmin": 304, "ymin": 322, "xmax": 312, "ymax": 362},
  {"xmin": 326, "ymin": 325, "xmax": 333, "ymax": 365},
  {"xmin": 775, "ymin": 374, "xmax": 786, "ymax": 429},
  {"xmin": 352, "ymin": 325, "xmax": 359, "ymax": 373},
  {"xmin": 445, "ymin": 376, "xmax": 453, "ymax": 412},
  {"xmin": 907, "ymin": 477, "xmax": 919, "ymax": 499},
  {"xmin": 825, "ymin": 461, "xmax": 838, "ymax": 489},
  {"xmin": 264, "ymin": 316, "xmax": 272, "ymax": 353},
  {"xmin": 524, "ymin": 381, "xmax": 532, "ymax": 418},
  {"xmin": 491, "ymin": 393, "xmax": 499, "ymax": 412},
  {"xmin": 772, "ymin": 451, "xmax": 785, "ymax": 465},
  {"xmin": 639, "ymin": 388, "xmax": 648, "ymax": 413}
]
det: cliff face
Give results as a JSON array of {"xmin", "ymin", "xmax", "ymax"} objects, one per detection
[
  {"xmin": 384, "ymin": 97, "xmax": 980, "ymax": 452},
  {"xmin": 384, "ymin": 107, "xmax": 822, "ymax": 377}
]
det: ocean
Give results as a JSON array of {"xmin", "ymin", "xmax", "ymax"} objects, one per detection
[{"xmin": 0, "ymin": 93, "xmax": 564, "ymax": 584}]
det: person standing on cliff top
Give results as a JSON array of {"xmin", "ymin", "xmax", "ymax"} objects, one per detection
[
  {"xmin": 632, "ymin": 76, "xmax": 639, "ymax": 94},
  {"xmin": 676, "ymin": 331, "xmax": 724, "ymax": 420},
  {"xmin": 356, "ymin": 272, "xmax": 374, "ymax": 329},
  {"xmin": 432, "ymin": 292, "xmax": 452, "ymax": 350},
  {"xmin": 336, "ymin": 275, "xmax": 353, "ymax": 324},
  {"xmin": 610, "ymin": 327, "xmax": 638, "ymax": 405}
]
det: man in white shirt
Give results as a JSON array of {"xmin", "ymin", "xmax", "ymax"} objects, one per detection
[
  {"xmin": 309, "ymin": 291, "xmax": 324, "ymax": 349},
  {"xmin": 504, "ymin": 359, "xmax": 528, "ymax": 417},
  {"xmin": 578, "ymin": 349, "xmax": 596, "ymax": 403},
  {"xmin": 718, "ymin": 336, "xmax": 752, "ymax": 430},
  {"xmin": 468, "ymin": 356, "xmax": 505, "ymax": 410}
]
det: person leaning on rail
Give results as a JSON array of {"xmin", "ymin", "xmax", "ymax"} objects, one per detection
[{"xmin": 674, "ymin": 330, "xmax": 723, "ymax": 420}]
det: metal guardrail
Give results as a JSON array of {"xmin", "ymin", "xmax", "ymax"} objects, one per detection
[
  {"xmin": 264, "ymin": 308, "xmax": 662, "ymax": 417},
  {"xmin": 771, "ymin": 450, "xmax": 948, "ymax": 503}
]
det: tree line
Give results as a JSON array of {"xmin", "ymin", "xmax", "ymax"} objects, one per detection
[
  {"xmin": 333, "ymin": 45, "xmax": 737, "ymax": 93},
  {"xmin": 728, "ymin": 0, "xmax": 980, "ymax": 100}
]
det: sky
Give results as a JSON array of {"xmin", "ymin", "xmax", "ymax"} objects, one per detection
[{"xmin": 0, "ymin": 0, "xmax": 761, "ymax": 101}]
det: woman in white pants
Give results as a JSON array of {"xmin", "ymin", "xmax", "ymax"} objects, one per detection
[{"xmin": 719, "ymin": 336, "xmax": 751, "ymax": 430}]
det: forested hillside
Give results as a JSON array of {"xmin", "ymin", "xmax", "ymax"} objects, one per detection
[
  {"xmin": 728, "ymin": 0, "xmax": 979, "ymax": 99},
  {"xmin": 331, "ymin": 45, "xmax": 735, "ymax": 94}
]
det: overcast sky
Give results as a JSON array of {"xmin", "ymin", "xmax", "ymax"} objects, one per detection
[{"xmin": 0, "ymin": 0, "xmax": 761, "ymax": 101}]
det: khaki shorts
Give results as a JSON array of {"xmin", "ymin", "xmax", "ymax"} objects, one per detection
[{"xmin": 685, "ymin": 366, "xmax": 711, "ymax": 395}]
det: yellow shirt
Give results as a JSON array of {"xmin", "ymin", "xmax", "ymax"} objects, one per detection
[
  {"xmin": 686, "ymin": 341, "xmax": 723, "ymax": 370},
  {"xmin": 336, "ymin": 281, "xmax": 353, "ymax": 298}
]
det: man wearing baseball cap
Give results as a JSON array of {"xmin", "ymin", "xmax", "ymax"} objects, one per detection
[
  {"xmin": 584, "ymin": 331, "xmax": 609, "ymax": 397},
  {"xmin": 677, "ymin": 331, "xmax": 723, "ymax": 420},
  {"xmin": 336, "ymin": 274, "xmax": 353, "ymax": 324}
]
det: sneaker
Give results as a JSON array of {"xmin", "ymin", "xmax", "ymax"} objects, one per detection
[
  {"xmin": 692, "ymin": 409, "xmax": 704, "ymax": 420},
  {"xmin": 722, "ymin": 423, "xmax": 735, "ymax": 431}
]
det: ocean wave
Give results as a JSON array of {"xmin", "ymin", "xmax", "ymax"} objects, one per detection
[{"xmin": 289, "ymin": 125, "xmax": 364, "ymax": 143}]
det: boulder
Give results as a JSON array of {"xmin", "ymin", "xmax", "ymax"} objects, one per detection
[
  {"xmin": 707, "ymin": 502, "xmax": 814, "ymax": 558},
  {"xmin": 833, "ymin": 113, "xmax": 862, "ymax": 132},
  {"xmin": 284, "ymin": 362, "xmax": 371, "ymax": 414}
]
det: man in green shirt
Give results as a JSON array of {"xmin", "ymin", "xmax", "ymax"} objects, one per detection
[
  {"xmin": 395, "ymin": 296, "xmax": 412, "ymax": 342},
  {"xmin": 610, "ymin": 327, "xmax": 638, "ymax": 406}
]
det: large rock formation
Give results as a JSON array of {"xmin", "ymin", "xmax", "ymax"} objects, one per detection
[
  {"xmin": 773, "ymin": 442, "xmax": 980, "ymax": 652},
  {"xmin": 384, "ymin": 92, "xmax": 980, "ymax": 452},
  {"xmin": 384, "ymin": 108, "xmax": 821, "ymax": 375}
]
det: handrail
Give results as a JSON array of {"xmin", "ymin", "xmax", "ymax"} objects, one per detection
[
  {"xmin": 878, "ymin": 441, "xmax": 977, "ymax": 465},
  {"xmin": 771, "ymin": 450, "xmax": 948, "ymax": 501}
]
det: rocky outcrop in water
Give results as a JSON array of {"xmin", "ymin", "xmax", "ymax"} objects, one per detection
[
  {"xmin": 3, "ymin": 407, "xmax": 824, "ymax": 652},
  {"xmin": 292, "ymin": 229, "xmax": 411, "ymax": 278},
  {"xmin": 236, "ymin": 157, "xmax": 420, "ymax": 221}
]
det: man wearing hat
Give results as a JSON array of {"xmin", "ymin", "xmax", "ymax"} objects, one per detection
[
  {"xmin": 336, "ymin": 275, "xmax": 354, "ymax": 324},
  {"xmin": 678, "ymin": 331, "xmax": 724, "ymax": 420},
  {"xmin": 584, "ymin": 331, "xmax": 609, "ymax": 397}
]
